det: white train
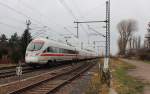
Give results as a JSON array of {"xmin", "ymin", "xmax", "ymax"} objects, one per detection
[{"xmin": 25, "ymin": 38, "xmax": 97, "ymax": 67}]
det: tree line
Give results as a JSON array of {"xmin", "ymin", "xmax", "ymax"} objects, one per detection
[
  {"xmin": 117, "ymin": 19, "xmax": 150, "ymax": 60},
  {"xmin": 0, "ymin": 29, "xmax": 32, "ymax": 63}
]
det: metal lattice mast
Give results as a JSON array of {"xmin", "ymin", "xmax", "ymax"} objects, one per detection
[
  {"xmin": 105, "ymin": 0, "xmax": 110, "ymax": 58},
  {"xmin": 145, "ymin": 22, "xmax": 150, "ymax": 48}
]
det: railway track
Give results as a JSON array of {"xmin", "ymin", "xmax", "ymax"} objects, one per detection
[
  {"xmin": 0, "ymin": 61, "xmax": 83, "ymax": 79},
  {"xmin": 12, "ymin": 62, "xmax": 95, "ymax": 94},
  {"xmin": 0, "ymin": 66, "xmax": 33, "ymax": 79},
  {"xmin": 0, "ymin": 63, "xmax": 71, "ymax": 79},
  {"xmin": 0, "ymin": 60, "xmax": 96, "ymax": 94},
  {"xmin": 0, "ymin": 64, "xmax": 27, "ymax": 70}
]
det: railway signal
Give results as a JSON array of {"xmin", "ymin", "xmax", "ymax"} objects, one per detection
[{"xmin": 16, "ymin": 61, "xmax": 22, "ymax": 76}]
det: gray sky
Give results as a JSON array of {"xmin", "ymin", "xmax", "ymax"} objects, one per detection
[{"xmin": 0, "ymin": 0, "xmax": 149, "ymax": 55}]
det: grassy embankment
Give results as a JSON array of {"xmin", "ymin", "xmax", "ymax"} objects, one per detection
[
  {"xmin": 85, "ymin": 58, "xmax": 144, "ymax": 94},
  {"xmin": 112, "ymin": 58, "xmax": 144, "ymax": 94},
  {"xmin": 144, "ymin": 61, "xmax": 150, "ymax": 64}
]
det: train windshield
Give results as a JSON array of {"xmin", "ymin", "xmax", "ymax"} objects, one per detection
[{"xmin": 27, "ymin": 41, "xmax": 44, "ymax": 51}]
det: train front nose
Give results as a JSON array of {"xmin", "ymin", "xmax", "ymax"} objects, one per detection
[{"xmin": 25, "ymin": 52, "xmax": 39, "ymax": 63}]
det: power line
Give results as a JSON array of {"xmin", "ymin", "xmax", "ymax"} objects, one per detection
[
  {"xmin": 18, "ymin": 0, "xmax": 44, "ymax": 23},
  {"xmin": 0, "ymin": 21, "xmax": 23, "ymax": 30},
  {"xmin": 88, "ymin": 25, "xmax": 106, "ymax": 37},
  {"xmin": 18, "ymin": 0, "xmax": 74, "ymax": 38},
  {"xmin": 0, "ymin": 1, "xmax": 58, "ymax": 33},
  {"xmin": 0, "ymin": 2, "xmax": 40, "ymax": 24},
  {"xmin": 64, "ymin": 27, "xmax": 76, "ymax": 37},
  {"xmin": 57, "ymin": 0, "xmax": 77, "ymax": 20},
  {"xmin": 58, "ymin": 0, "xmax": 89, "ymax": 37},
  {"xmin": 69, "ymin": 0, "xmax": 99, "ymax": 38}
]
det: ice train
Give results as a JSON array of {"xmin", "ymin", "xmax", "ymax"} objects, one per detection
[{"xmin": 25, "ymin": 38, "xmax": 97, "ymax": 66}]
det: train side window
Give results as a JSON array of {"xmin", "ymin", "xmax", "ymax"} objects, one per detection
[
  {"xmin": 43, "ymin": 47, "xmax": 49, "ymax": 53},
  {"xmin": 65, "ymin": 49, "xmax": 68, "ymax": 53},
  {"xmin": 55, "ymin": 47, "xmax": 59, "ymax": 53},
  {"xmin": 47, "ymin": 47, "xmax": 50, "ymax": 52},
  {"xmin": 68, "ymin": 50, "xmax": 72, "ymax": 54},
  {"xmin": 62, "ymin": 49, "xmax": 65, "ymax": 53},
  {"xmin": 59, "ymin": 48, "xmax": 63, "ymax": 53},
  {"xmin": 48, "ymin": 47, "xmax": 54, "ymax": 53},
  {"xmin": 75, "ymin": 51, "xmax": 79, "ymax": 54},
  {"xmin": 43, "ymin": 47, "xmax": 54, "ymax": 53}
]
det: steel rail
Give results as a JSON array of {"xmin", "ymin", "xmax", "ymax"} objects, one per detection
[{"xmin": 9, "ymin": 62, "xmax": 96, "ymax": 94}]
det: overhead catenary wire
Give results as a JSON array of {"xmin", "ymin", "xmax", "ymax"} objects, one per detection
[
  {"xmin": 57, "ymin": 0, "xmax": 77, "ymax": 20},
  {"xmin": 57, "ymin": 0, "xmax": 89, "ymax": 36},
  {"xmin": 88, "ymin": 25, "xmax": 106, "ymax": 37},
  {"xmin": 64, "ymin": 27, "xmax": 76, "ymax": 37},
  {"xmin": 17, "ymin": 0, "xmax": 43, "ymax": 22},
  {"xmin": 0, "ymin": 0, "xmax": 87, "ymax": 40},
  {"xmin": 0, "ymin": 21, "xmax": 23, "ymax": 31},
  {"xmin": 17, "ymin": 0, "xmax": 76, "ymax": 39},
  {"xmin": 0, "ymin": 1, "xmax": 61, "ymax": 37},
  {"xmin": 0, "ymin": 1, "xmax": 42, "ymax": 25},
  {"xmin": 69, "ymin": 0, "xmax": 101, "ymax": 37}
]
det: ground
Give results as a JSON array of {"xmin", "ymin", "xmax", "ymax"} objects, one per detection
[
  {"xmin": 1, "ymin": 58, "xmax": 149, "ymax": 94},
  {"xmin": 121, "ymin": 59, "xmax": 150, "ymax": 94},
  {"xmin": 0, "ymin": 64, "xmax": 16, "ymax": 69},
  {"xmin": 110, "ymin": 58, "xmax": 144, "ymax": 94}
]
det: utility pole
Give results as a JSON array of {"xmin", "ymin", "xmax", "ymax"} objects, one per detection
[
  {"xmin": 106, "ymin": 0, "xmax": 110, "ymax": 58},
  {"xmin": 93, "ymin": 41, "xmax": 96, "ymax": 49},
  {"xmin": 74, "ymin": 22, "xmax": 79, "ymax": 38},
  {"xmin": 101, "ymin": 0, "xmax": 111, "ymax": 87},
  {"xmin": 74, "ymin": 0, "xmax": 111, "ymax": 87},
  {"xmin": 93, "ymin": 41, "xmax": 106, "ymax": 49},
  {"xmin": 76, "ymin": 22, "xmax": 79, "ymax": 38},
  {"xmin": 145, "ymin": 22, "xmax": 150, "ymax": 48}
]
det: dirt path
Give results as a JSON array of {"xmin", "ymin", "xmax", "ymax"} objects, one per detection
[
  {"xmin": 121, "ymin": 59, "xmax": 150, "ymax": 94},
  {"xmin": 109, "ymin": 88, "xmax": 117, "ymax": 94}
]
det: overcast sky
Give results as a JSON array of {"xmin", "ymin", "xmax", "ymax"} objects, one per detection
[{"xmin": 0, "ymin": 0, "xmax": 149, "ymax": 55}]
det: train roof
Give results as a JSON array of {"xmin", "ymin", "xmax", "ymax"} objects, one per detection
[
  {"xmin": 33, "ymin": 38, "xmax": 75, "ymax": 51},
  {"xmin": 32, "ymin": 38, "xmax": 96, "ymax": 54}
]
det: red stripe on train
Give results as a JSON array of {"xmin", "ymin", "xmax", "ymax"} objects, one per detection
[
  {"xmin": 40, "ymin": 53, "xmax": 64, "ymax": 56},
  {"xmin": 40, "ymin": 53, "xmax": 77, "ymax": 56}
]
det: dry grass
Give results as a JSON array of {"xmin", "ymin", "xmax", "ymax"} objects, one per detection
[
  {"xmin": 85, "ymin": 70, "xmax": 102, "ymax": 94},
  {"xmin": 144, "ymin": 61, "xmax": 150, "ymax": 64},
  {"xmin": 85, "ymin": 59, "xmax": 109, "ymax": 94},
  {"xmin": 85, "ymin": 58, "xmax": 144, "ymax": 94},
  {"xmin": 111, "ymin": 58, "xmax": 144, "ymax": 94}
]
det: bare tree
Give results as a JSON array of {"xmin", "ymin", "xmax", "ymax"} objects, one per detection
[
  {"xmin": 137, "ymin": 36, "xmax": 141, "ymax": 48},
  {"xmin": 117, "ymin": 19, "xmax": 138, "ymax": 55},
  {"xmin": 129, "ymin": 37, "xmax": 132, "ymax": 49}
]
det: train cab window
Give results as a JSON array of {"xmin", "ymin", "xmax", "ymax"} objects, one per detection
[{"xmin": 27, "ymin": 41, "xmax": 44, "ymax": 51}]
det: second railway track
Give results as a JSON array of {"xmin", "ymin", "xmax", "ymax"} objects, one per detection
[
  {"xmin": 11, "ymin": 62, "xmax": 95, "ymax": 94},
  {"xmin": 0, "ymin": 66, "xmax": 34, "ymax": 79},
  {"xmin": 0, "ymin": 60, "xmax": 97, "ymax": 94}
]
